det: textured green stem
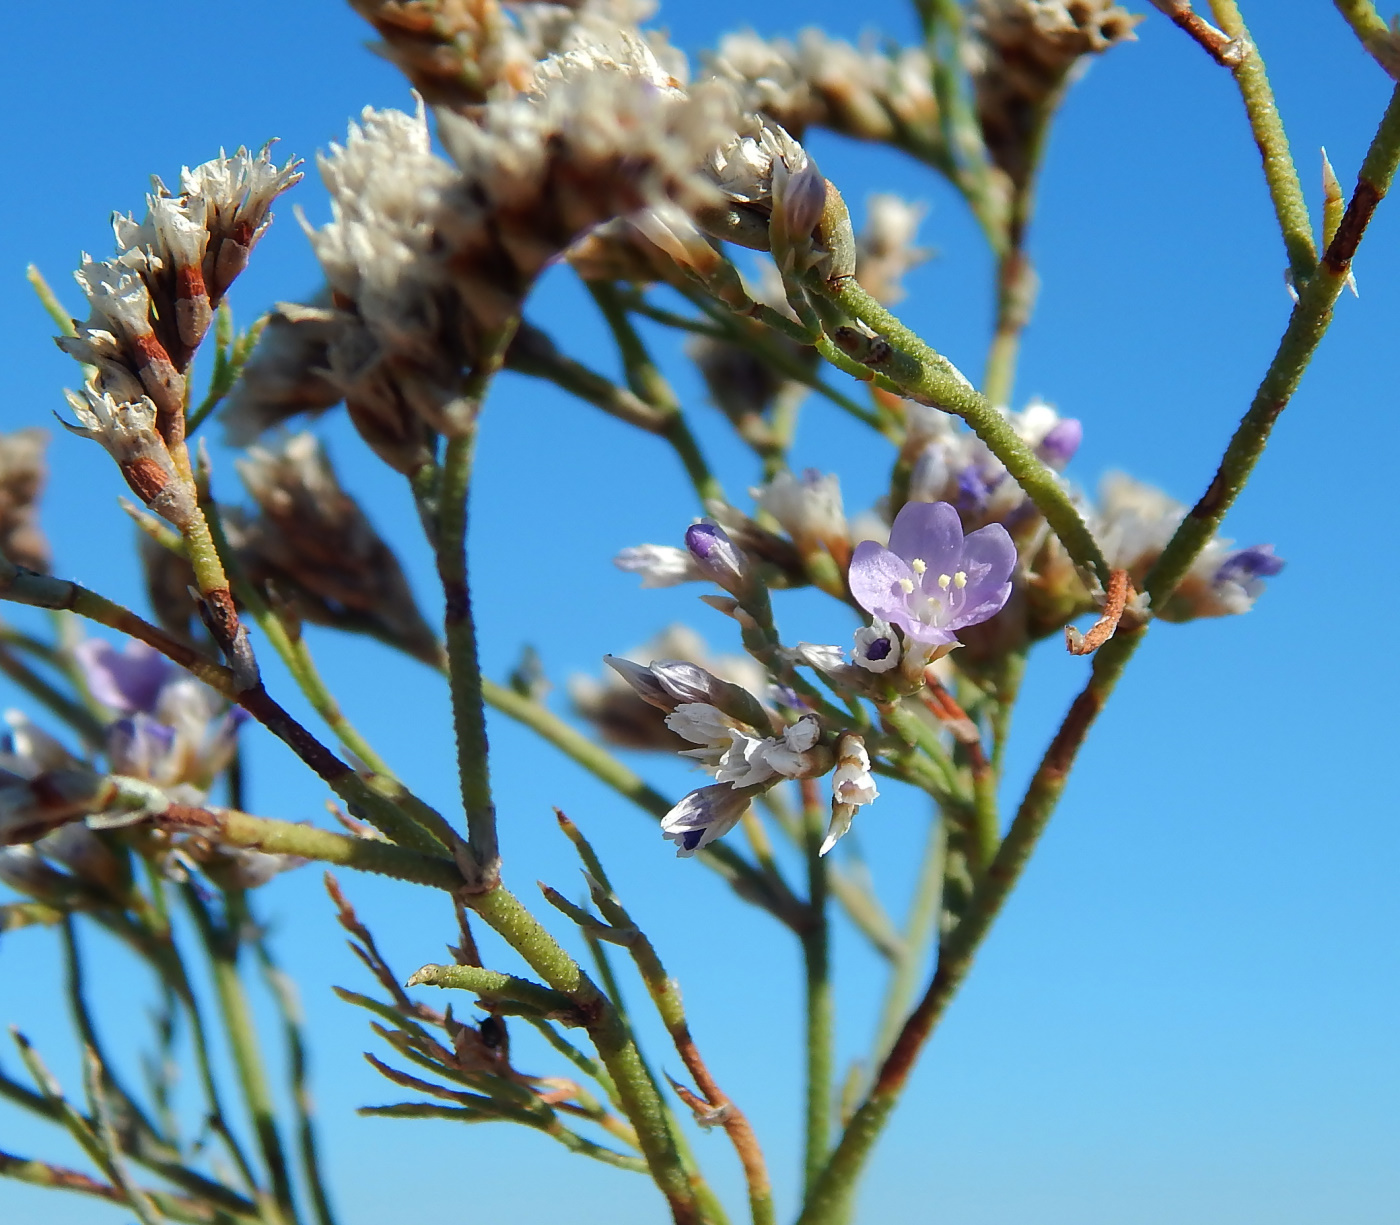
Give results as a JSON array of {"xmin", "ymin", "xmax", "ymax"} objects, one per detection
[
  {"xmin": 796, "ymin": 629, "xmax": 1140, "ymax": 1225},
  {"xmin": 184, "ymin": 889, "xmax": 296, "ymax": 1225},
  {"xmin": 815, "ymin": 276, "xmax": 1110, "ymax": 586},
  {"xmin": 506, "ymin": 322, "xmax": 668, "ymax": 431},
  {"xmin": 406, "ymin": 962, "xmax": 581, "ymax": 1019},
  {"xmin": 1333, "ymin": 0, "xmax": 1400, "ymax": 78},
  {"xmin": 588, "ymin": 280, "xmax": 725, "ymax": 505},
  {"xmin": 1208, "ymin": 0, "xmax": 1318, "ymax": 283},
  {"xmin": 871, "ymin": 812, "xmax": 945, "ymax": 1062},
  {"xmin": 468, "ymin": 885, "xmax": 700, "ymax": 1224},
  {"xmin": 435, "ymin": 429, "xmax": 497, "ymax": 884},
  {"xmin": 800, "ymin": 789, "xmax": 833, "ymax": 1197},
  {"xmin": 254, "ymin": 942, "xmax": 338, "ymax": 1225},
  {"xmin": 560, "ymin": 819, "xmax": 775, "ymax": 1225},
  {"xmin": 158, "ymin": 804, "xmax": 460, "ymax": 890},
  {"xmin": 1146, "ymin": 83, "xmax": 1400, "ymax": 607}
]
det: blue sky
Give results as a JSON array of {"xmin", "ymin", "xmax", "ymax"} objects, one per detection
[{"xmin": 1, "ymin": 2, "xmax": 1397, "ymax": 1223}]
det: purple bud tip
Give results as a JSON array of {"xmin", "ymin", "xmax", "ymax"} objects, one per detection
[
  {"xmin": 1216, "ymin": 544, "xmax": 1284, "ymax": 585},
  {"xmin": 680, "ymin": 829, "xmax": 705, "ymax": 852},
  {"xmin": 1037, "ymin": 418, "xmax": 1083, "ymax": 468},
  {"xmin": 782, "ymin": 162, "xmax": 828, "ymax": 238},
  {"xmin": 684, "ymin": 521, "xmax": 750, "ymax": 593},
  {"xmin": 865, "ymin": 637, "xmax": 893, "ymax": 661},
  {"xmin": 685, "ymin": 522, "xmax": 731, "ymax": 561}
]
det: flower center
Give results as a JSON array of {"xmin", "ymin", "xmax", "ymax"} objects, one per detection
[{"xmin": 901, "ymin": 563, "xmax": 969, "ymax": 626}]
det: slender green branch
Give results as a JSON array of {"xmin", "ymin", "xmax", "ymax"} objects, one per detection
[
  {"xmin": 61, "ymin": 917, "xmax": 161, "ymax": 1147},
  {"xmin": 253, "ymin": 942, "xmax": 339, "ymax": 1225},
  {"xmin": 183, "ymin": 888, "xmax": 297, "ymax": 1225},
  {"xmin": 1208, "ymin": 0, "xmax": 1318, "ymax": 283},
  {"xmin": 1147, "ymin": 83, "xmax": 1400, "ymax": 608},
  {"xmin": 25, "ymin": 264, "xmax": 78, "ymax": 336},
  {"xmin": 799, "ymin": 783, "xmax": 833, "ymax": 1198},
  {"xmin": 406, "ymin": 963, "xmax": 581, "ymax": 1020},
  {"xmin": 506, "ymin": 322, "xmax": 669, "ymax": 432},
  {"xmin": 1333, "ymin": 0, "xmax": 1400, "ymax": 78},
  {"xmin": 467, "ymin": 884, "xmax": 701, "ymax": 1224},
  {"xmin": 795, "ymin": 628, "xmax": 1140, "ymax": 1225},
  {"xmin": 587, "ymin": 280, "xmax": 726, "ymax": 505},
  {"xmin": 813, "ymin": 275, "xmax": 1111, "ymax": 586},
  {"xmin": 871, "ymin": 812, "xmax": 945, "ymax": 1062},
  {"xmin": 158, "ymin": 803, "xmax": 460, "ymax": 890},
  {"xmin": 429, "ymin": 322, "xmax": 516, "ymax": 886},
  {"xmin": 558, "ymin": 815, "xmax": 776, "ymax": 1225}
]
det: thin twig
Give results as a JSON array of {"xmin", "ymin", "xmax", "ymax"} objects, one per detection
[
  {"xmin": 1149, "ymin": 0, "xmax": 1245, "ymax": 66},
  {"xmin": 1064, "ymin": 569, "xmax": 1133, "ymax": 655}
]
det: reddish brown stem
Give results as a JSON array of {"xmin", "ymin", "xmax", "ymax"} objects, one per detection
[{"xmin": 1065, "ymin": 569, "xmax": 1132, "ymax": 656}]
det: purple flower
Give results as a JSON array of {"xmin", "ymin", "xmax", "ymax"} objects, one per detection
[
  {"xmin": 847, "ymin": 502, "xmax": 1016, "ymax": 645},
  {"xmin": 73, "ymin": 638, "xmax": 171, "ymax": 714},
  {"xmin": 661, "ymin": 783, "xmax": 753, "ymax": 857},
  {"xmin": 1215, "ymin": 544, "xmax": 1284, "ymax": 588},
  {"xmin": 106, "ymin": 715, "xmax": 179, "ymax": 782},
  {"xmin": 1036, "ymin": 418, "xmax": 1082, "ymax": 468},
  {"xmin": 684, "ymin": 521, "xmax": 750, "ymax": 594}
]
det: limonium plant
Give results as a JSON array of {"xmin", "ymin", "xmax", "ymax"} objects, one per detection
[{"xmin": 1, "ymin": 1, "xmax": 1396, "ymax": 1222}]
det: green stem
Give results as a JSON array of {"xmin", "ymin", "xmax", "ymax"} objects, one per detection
[
  {"xmin": 431, "ymin": 320, "xmax": 516, "ymax": 884},
  {"xmin": 588, "ymin": 280, "xmax": 725, "ymax": 505},
  {"xmin": 468, "ymin": 885, "xmax": 700, "ymax": 1224},
  {"xmin": 814, "ymin": 276, "xmax": 1111, "ymax": 586},
  {"xmin": 795, "ymin": 629, "xmax": 1140, "ymax": 1225},
  {"xmin": 183, "ymin": 888, "xmax": 297, "ymax": 1225},
  {"xmin": 438, "ymin": 429, "xmax": 498, "ymax": 884},
  {"xmin": 1332, "ymin": 0, "xmax": 1400, "ymax": 78},
  {"xmin": 561, "ymin": 820, "xmax": 775, "ymax": 1225},
  {"xmin": 1208, "ymin": 0, "xmax": 1318, "ymax": 283},
  {"xmin": 253, "ymin": 941, "xmax": 339, "ymax": 1225},
  {"xmin": 158, "ymin": 804, "xmax": 460, "ymax": 890},
  {"xmin": 870, "ymin": 811, "xmax": 945, "ymax": 1062},
  {"xmin": 25, "ymin": 264, "xmax": 78, "ymax": 336},
  {"xmin": 505, "ymin": 322, "xmax": 669, "ymax": 431},
  {"xmin": 800, "ymin": 788, "xmax": 833, "ymax": 1197},
  {"xmin": 60, "ymin": 917, "xmax": 160, "ymax": 1144},
  {"xmin": 1146, "ymin": 83, "xmax": 1400, "ymax": 608}
]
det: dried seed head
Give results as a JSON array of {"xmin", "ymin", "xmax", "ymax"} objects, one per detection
[
  {"xmin": 232, "ymin": 433, "xmax": 441, "ymax": 664},
  {"xmin": 347, "ymin": 0, "xmax": 537, "ymax": 109},
  {"xmin": 59, "ymin": 145, "xmax": 300, "ymax": 438},
  {"xmin": 435, "ymin": 60, "xmax": 740, "ymax": 334},
  {"xmin": 970, "ymin": 0, "xmax": 1142, "ymax": 186},
  {"xmin": 221, "ymin": 300, "xmax": 345, "ymax": 444},
  {"xmin": 60, "ymin": 389, "xmax": 196, "ymax": 528},
  {"xmin": 0, "ymin": 429, "xmax": 51, "ymax": 573},
  {"xmin": 707, "ymin": 30, "xmax": 938, "ymax": 144}
]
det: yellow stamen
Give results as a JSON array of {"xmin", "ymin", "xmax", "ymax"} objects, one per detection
[
  {"xmin": 937, "ymin": 573, "xmax": 951, "ymax": 590},
  {"xmin": 910, "ymin": 558, "xmax": 927, "ymax": 575},
  {"xmin": 897, "ymin": 578, "xmax": 915, "ymax": 594},
  {"xmin": 953, "ymin": 571, "xmax": 967, "ymax": 589}
]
